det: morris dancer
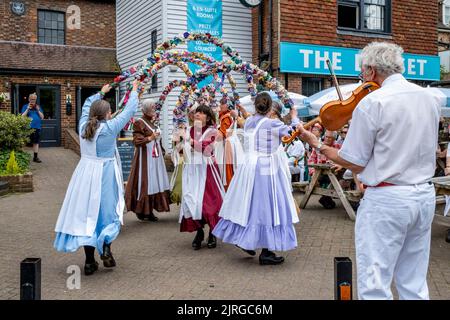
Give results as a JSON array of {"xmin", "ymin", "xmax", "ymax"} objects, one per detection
[
  {"xmin": 215, "ymin": 98, "xmax": 244, "ymax": 190},
  {"xmin": 297, "ymin": 42, "xmax": 445, "ymax": 300},
  {"xmin": 179, "ymin": 104, "xmax": 225, "ymax": 250},
  {"xmin": 54, "ymin": 80, "xmax": 140, "ymax": 275},
  {"xmin": 213, "ymin": 92, "xmax": 300, "ymax": 265},
  {"xmin": 125, "ymin": 99, "xmax": 171, "ymax": 222}
]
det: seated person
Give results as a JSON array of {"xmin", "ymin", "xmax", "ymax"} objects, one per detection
[
  {"xmin": 285, "ymin": 140, "xmax": 306, "ymax": 182},
  {"xmin": 307, "ymin": 130, "xmax": 341, "ymax": 209}
]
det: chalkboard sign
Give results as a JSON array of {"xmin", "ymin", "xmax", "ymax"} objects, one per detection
[{"xmin": 117, "ymin": 137, "xmax": 134, "ymax": 181}]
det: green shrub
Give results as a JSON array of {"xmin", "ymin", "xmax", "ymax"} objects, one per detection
[
  {"xmin": 5, "ymin": 151, "xmax": 20, "ymax": 174},
  {"xmin": 0, "ymin": 111, "xmax": 33, "ymax": 151},
  {"xmin": 0, "ymin": 149, "xmax": 31, "ymax": 175}
]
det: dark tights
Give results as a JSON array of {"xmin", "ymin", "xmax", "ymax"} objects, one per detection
[{"xmin": 83, "ymin": 246, "xmax": 96, "ymax": 264}]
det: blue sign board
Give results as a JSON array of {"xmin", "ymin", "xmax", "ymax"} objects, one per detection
[
  {"xmin": 280, "ymin": 42, "xmax": 440, "ymax": 81},
  {"xmin": 187, "ymin": 0, "xmax": 222, "ymax": 87}
]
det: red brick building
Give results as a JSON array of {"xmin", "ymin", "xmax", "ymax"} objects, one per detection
[
  {"xmin": 0, "ymin": 0, "xmax": 118, "ymax": 147},
  {"xmin": 252, "ymin": 0, "xmax": 440, "ymax": 100}
]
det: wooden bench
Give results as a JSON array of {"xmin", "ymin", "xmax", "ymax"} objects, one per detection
[
  {"xmin": 431, "ymin": 176, "xmax": 450, "ymax": 227},
  {"xmin": 292, "ymin": 163, "xmax": 362, "ymax": 221}
]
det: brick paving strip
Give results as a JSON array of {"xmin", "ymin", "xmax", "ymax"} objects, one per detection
[{"xmin": 0, "ymin": 148, "xmax": 448, "ymax": 300}]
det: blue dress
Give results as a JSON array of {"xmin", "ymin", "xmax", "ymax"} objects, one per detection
[
  {"xmin": 213, "ymin": 114, "xmax": 298, "ymax": 251},
  {"xmin": 54, "ymin": 92, "xmax": 138, "ymax": 254}
]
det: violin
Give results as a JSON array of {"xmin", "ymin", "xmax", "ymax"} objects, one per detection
[{"xmin": 282, "ymin": 60, "xmax": 380, "ymax": 144}]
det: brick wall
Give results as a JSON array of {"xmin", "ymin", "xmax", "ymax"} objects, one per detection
[
  {"xmin": 2, "ymin": 173, "xmax": 33, "ymax": 193},
  {"xmin": 0, "ymin": 74, "xmax": 115, "ymax": 145},
  {"xmin": 252, "ymin": 0, "xmax": 439, "ymax": 94},
  {"xmin": 0, "ymin": 0, "xmax": 116, "ymax": 48}
]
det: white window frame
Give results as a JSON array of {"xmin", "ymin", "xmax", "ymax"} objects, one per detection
[{"xmin": 444, "ymin": 0, "xmax": 450, "ymax": 26}]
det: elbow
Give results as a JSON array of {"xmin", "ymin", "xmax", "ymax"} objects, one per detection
[{"xmin": 350, "ymin": 165, "xmax": 364, "ymax": 175}]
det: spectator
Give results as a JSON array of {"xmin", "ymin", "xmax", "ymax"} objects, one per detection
[
  {"xmin": 21, "ymin": 93, "xmax": 44, "ymax": 163},
  {"xmin": 308, "ymin": 130, "xmax": 341, "ymax": 209}
]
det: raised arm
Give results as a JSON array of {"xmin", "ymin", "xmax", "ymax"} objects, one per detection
[{"xmin": 107, "ymin": 81, "xmax": 140, "ymax": 136}]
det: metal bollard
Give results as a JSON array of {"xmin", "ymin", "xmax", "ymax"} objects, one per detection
[
  {"xmin": 20, "ymin": 258, "xmax": 41, "ymax": 300},
  {"xmin": 334, "ymin": 257, "xmax": 352, "ymax": 300}
]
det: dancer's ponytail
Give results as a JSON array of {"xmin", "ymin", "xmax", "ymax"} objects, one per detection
[{"xmin": 82, "ymin": 99, "xmax": 111, "ymax": 141}]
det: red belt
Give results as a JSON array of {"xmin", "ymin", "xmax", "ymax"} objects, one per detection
[{"xmin": 363, "ymin": 182, "xmax": 395, "ymax": 189}]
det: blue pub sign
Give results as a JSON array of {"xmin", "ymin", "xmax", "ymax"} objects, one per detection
[{"xmin": 280, "ymin": 42, "xmax": 440, "ymax": 81}]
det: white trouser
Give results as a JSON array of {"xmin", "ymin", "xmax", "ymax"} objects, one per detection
[{"xmin": 355, "ymin": 182, "xmax": 435, "ymax": 300}]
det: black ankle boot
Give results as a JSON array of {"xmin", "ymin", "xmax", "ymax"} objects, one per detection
[
  {"xmin": 259, "ymin": 249, "xmax": 285, "ymax": 265},
  {"xmin": 147, "ymin": 213, "xmax": 159, "ymax": 222},
  {"xmin": 136, "ymin": 213, "xmax": 146, "ymax": 221},
  {"xmin": 207, "ymin": 231, "xmax": 217, "ymax": 249},
  {"xmin": 446, "ymin": 229, "xmax": 450, "ymax": 243},
  {"xmin": 100, "ymin": 243, "xmax": 116, "ymax": 268},
  {"xmin": 192, "ymin": 228, "xmax": 204, "ymax": 250},
  {"xmin": 84, "ymin": 261, "xmax": 99, "ymax": 276}
]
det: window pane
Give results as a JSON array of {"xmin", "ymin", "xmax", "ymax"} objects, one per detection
[
  {"xmin": 338, "ymin": 5, "xmax": 359, "ymax": 29},
  {"xmin": 45, "ymin": 11, "xmax": 52, "ymax": 20},
  {"xmin": 58, "ymin": 21, "xmax": 64, "ymax": 30},
  {"xmin": 38, "ymin": 20, "xmax": 45, "ymax": 28},
  {"xmin": 302, "ymin": 78, "xmax": 323, "ymax": 96},
  {"xmin": 445, "ymin": 6, "xmax": 450, "ymax": 25},
  {"xmin": 45, "ymin": 29, "xmax": 52, "ymax": 38},
  {"xmin": 364, "ymin": 4, "xmax": 384, "ymax": 30},
  {"xmin": 52, "ymin": 30, "xmax": 58, "ymax": 39},
  {"xmin": 38, "ymin": 11, "xmax": 45, "ymax": 20},
  {"xmin": 45, "ymin": 20, "xmax": 52, "ymax": 28},
  {"xmin": 52, "ymin": 37, "xmax": 58, "ymax": 44},
  {"xmin": 52, "ymin": 21, "xmax": 57, "ymax": 29},
  {"xmin": 38, "ymin": 36, "xmax": 45, "ymax": 43},
  {"xmin": 365, "ymin": 0, "xmax": 385, "ymax": 4},
  {"xmin": 53, "ymin": 12, "xmax": 59, "ymax": 21},
  {"xmin": 38, "ymin": 29, "xmax": 44, "ymax": 37},
  {"xmin": 57, "ymin": 13, "xmax": 64, "ymax": 22},
  {"xmin": 58, "ymin": 36, "xmax": 64, "ymax": 45},
  {"xmin": 58, "ymin": 30, "xmax": 64, "ymax": 38}
]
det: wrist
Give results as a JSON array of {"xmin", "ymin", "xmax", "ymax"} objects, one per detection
[{"xmin": 99, "ymin": 91, "xmax": 106, "ymax": 97}]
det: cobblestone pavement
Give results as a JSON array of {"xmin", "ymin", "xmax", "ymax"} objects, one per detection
[{"xmin": 0, "ymin": 148, "xmax": 449, "ymax": 300}]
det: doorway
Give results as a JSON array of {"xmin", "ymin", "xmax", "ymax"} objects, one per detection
[{"xmin": 13, "ymin": 84, "xmax": 61, "ymax": 147}]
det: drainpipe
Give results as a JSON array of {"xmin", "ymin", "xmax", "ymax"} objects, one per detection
[
  {"xmin": 269, "ymin": 0, "xmax": 273, "ymax": 74},
  {"xmin": 258, "ymin": 1, "xmax": 264, "ymax": 65}
]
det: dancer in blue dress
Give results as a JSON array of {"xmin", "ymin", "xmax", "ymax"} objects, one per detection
[
  {"xmin": 54, "ymin": 80, "xmax": 140, "ymax": 275},
  {"xmin": 213, "ymin": 92, "xmax": 301, "ymax": 265}
]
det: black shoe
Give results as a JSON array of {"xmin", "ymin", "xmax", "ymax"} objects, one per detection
[
  {"xmin": 147, "ymin": 213, "xmax": 159, "ymax": 222},
  {"xmin": 84, "ymin": 261, "xmax": 99, "ymax": 275},
  {"xmin": 207, "ymin": 233, "xmax": 217, "ymax": 249},
  {"xmin": 100, "ymin": 244, "xmax": 116, "ymax": 268},
  {"xmin": 446, "ymin": 229, "xmax": 450, "ymax": 243},
  {"xmin": 235, "ymin": 245, "xmax": 256, "ymax": 256},
  {"xmin": 319, "ymin": 196, "xmax": 336, "ymax": 209},
  {"xmin": 192, "ymin": 229, "xmax": 204, "ymax": 250},
  {"xmin": 259, "ymin": 251, "xmax": 285, "ymax": 265},
  {"xmin": 33, "ymin": 157, "xmax": 42, "ymax": 163},
  {"xmin": 136, "ymin": 213, "xmax": 146, "ymax": 221}
]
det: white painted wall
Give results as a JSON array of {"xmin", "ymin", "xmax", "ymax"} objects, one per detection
[{"xmin": 117, "ymin": 0, "xmax": 253, "ymax": 150}]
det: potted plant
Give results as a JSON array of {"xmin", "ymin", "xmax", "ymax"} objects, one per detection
[{"xmin": 0, "ymin": 111, "xmax": 34, "ymax": 193}]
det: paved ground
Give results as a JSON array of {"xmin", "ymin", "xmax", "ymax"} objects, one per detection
[{"xmin": 0, "ymin": 147, "xmax": 449, "ymax": 300}]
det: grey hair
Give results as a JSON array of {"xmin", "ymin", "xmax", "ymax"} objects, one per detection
[
  {"xmin": 325, "ymin": 130, "xmax": 337, "ymax": 139},
  {"xmin": 141, "ymin": 98, "xmax": 156, "ymax": 114},
  {"xmin": 29, "ymin": 92, "xmax": 37, "ymax": 99},
  {"xmin": 360, "ymin": 42, "xmax": 405, "ymax": 77}
]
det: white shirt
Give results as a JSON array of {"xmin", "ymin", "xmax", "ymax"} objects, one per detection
[{"xmin": 338, "ymin": 74, "xmax": 444, "ymax": 186}]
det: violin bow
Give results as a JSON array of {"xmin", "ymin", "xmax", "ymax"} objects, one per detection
[{"xmin": 326, "ymin": 59, "xmax": 344, "ymax": 102}]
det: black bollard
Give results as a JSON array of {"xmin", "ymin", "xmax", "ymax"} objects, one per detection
[
  {"xmin": 334, "ymin": 257, "xmax": 352, "ymax": 300},
  {"xmin": 20, "ymin": 258, "xmax": 41, "ymax": 300}
]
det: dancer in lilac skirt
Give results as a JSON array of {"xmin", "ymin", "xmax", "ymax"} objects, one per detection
[{"xmin": 213, "ymin": 92, "xmax": 301, "ymax": 265}]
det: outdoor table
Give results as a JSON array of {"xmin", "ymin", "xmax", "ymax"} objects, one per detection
[
  {"xmin": 292, "ymin": 163, "xmax": 361, "ymax": 221},
  {"xmin": 431, "ymin": 176, "xmax": 450, "ymax": 227}
]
